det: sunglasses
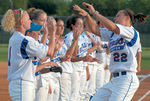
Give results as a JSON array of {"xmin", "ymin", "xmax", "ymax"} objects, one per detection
[{"xmin": 13, "ymin": 8, "xmax": 24, "ymax": 17}]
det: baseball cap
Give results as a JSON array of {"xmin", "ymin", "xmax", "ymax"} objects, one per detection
[{"xmin": 25, "ymin": 22, "xmax": 43, "ymax": 35}]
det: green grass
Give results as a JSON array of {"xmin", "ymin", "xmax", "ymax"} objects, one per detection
[
  {"xmin": 141, "ymin": 48, "xmax": 150, "ymax": 69},
  {"xmin": 0, "ymin": 44, "xmax": 8, "ymax": 61},
  {"xmin": 0, "ymin": 44, "xmax": 150, "ymax": 69}
]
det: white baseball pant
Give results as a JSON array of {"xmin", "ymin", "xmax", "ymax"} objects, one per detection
[
  {"xmin": 9, "ymin": 79, "xmax": 35, "ymax": 101},
  {"xmin": 95, "ymin": 63, "xmax": 105, "ymax": 93},
  {"xmin": 47, "ymin": 77, "xmax": 60, "ymax": 101},
  {"xmin": 84, "ymin": 64, "xmax": 97, "ymax": 101},
  {"xmin": 35, "ymin": 77, "xmax": 49, "ymax": 101},
  {"xmin": 70, "ymin": 71, "xmax": 82, "ymax": 101},
  {"xmin": 59, "ymin": 72, "xmax": 71, "ymax": 101},
  {"xmin": 91, "ymin": 72, "xmax": 139, "ymax": 101}
]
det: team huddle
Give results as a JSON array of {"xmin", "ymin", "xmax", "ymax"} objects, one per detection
[{"xmin": 1, "ymin": 2, "xmax": 149, "ymax": 101}]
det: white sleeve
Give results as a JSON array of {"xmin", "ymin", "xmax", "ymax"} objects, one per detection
[
  {"xmin": 137, "ymin": 43, "xmax": 142, "ymax": 52},
  {"xmin": 25, "ymin": 37, "xmax": 48, "ymax": 60},
  {"xmin": 64, "ymin": 32, "xmax": 73, "ymax": 49},
  {"xmin": 106, "ymin": 53, "xmax": 111, "ymax": 65},
  {"xmin": 100, "ymin": 28, "xmax": 112, "ymax": 41},
  {"xmin": 117, "ymin": 24, "xmax": 138, "ymax": 42},
  {"xmin": 59, "ymin": 44, "xmax": 68, "ymax": 58}
]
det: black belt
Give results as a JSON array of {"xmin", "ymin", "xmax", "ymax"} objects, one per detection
[{"xmin": 113, "ymin": 71, "xmax": 127, "ymax": 77}]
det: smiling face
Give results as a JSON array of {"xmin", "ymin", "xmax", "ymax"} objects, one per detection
[
  {"xmin": 33, "ymin": 13, "xmax": 47, "ymax": 25},
  {"xmin": 114, "ymin": 10, "xmax": 130, "ymax": 26},
  {"xmin": 72, "ymin": 18, "xmax": 84, "ymax": 32},
  {"xmin": 56, "ymin": 20, "xmax": 64, "ymax": 36}
]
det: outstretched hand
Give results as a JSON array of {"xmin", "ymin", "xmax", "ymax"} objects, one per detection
[
  {"xmin": 73, "ymin": 4, "xmax": 88, "ymax": 17},
  {"xmin": 82, "ymin": 2, "xmax": 95, "ymax": 14}
]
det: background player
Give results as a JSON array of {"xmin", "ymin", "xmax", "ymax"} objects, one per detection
[
  {"xmin": 73, "ymin": 3, "xmax": 149, "ymax": 101},
  {"xmin": 1, "ymin": 8, "xmax": 56, "ymax": 101}
]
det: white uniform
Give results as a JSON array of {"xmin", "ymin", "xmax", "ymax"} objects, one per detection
[
  {"xmin": 35, "ymin": 38, "xmax": 62, "ymax": 101},
  {"xmin": 95, "ymin": 40, "xmax": 109, "ymax": 93},
  {"xmin": 83, "ymin": 34, "xmax": 98, "ymax": 101},
  {"xmin": 91, "ymin": 24, "xmax": 140, "ymax": 101},
  {"xmin": 65, "ymin": 31, "xmax": 89, "ymax": 101},
  {"xmin": 8, "ymin": 31, "xmax": 48, "ymax": 101}
]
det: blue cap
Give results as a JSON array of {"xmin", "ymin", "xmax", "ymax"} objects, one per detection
[{"xmin": 25, "ymin": 22, "xmax": 43, "ymax": 35}]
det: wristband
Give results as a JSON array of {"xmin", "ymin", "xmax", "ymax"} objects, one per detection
[
  {"xmin": 84, "ymin": 13, "xmax": 89, "ymax": 18},
  {"xmin": 93, "ymin": 11, "xmax": 99, "ymax": 16}
]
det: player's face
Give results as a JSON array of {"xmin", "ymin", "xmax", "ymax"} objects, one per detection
[
  {"xmin": 75, "ymin": 18, "xmax": 84, "ymax": 32},
  {"xmin": 114, "ymin": 10, "xmax": 128, "ymax": 26},
  {"xmin": 34, "ymin": 13, "xmax": 47, "ymax": 25},
  {"xmin": 22, "ymin": 11, "xmax": 32, "ymax": 30},
  {"xmin": 56, "ymin": 20, "xmax": 64, "ymax": 36},
  {"xmin": 29, "ymin": 31, "xmax": 40, "ymax": 41}
]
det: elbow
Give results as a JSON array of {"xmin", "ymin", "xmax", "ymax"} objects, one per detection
[{"xmin": 109, "ymin": 26, "xmax": 120, "ymax": 35}]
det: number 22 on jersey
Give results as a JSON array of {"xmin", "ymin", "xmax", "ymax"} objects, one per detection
[{"xmin": 113, "ymin": 52, "xmax": 127, "ymax": 62}]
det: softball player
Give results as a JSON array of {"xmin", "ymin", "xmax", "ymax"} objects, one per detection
[
  {"xmin": 1, "ymin": 9, "xmax": 56, "ymax": 101},
  {"xmin": 73, "ymin": 3, "xmax": 149, "ymax": 101},
  {"xmin": 65, "ymin": 16, "xmax": 98, "ymax": 101},
  {"xmin": 97, "ymin": 21, "xmax": 111, "ymax": 85}
]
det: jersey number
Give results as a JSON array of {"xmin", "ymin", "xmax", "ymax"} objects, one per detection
[{"xmin": 113, "ymin": 53, "xmax": 127, "ymax": 62}]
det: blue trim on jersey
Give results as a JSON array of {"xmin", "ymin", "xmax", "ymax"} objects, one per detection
[
  {"xmin": 123, "ymin": 75, "xmax": 133, "ymax": 101},
  {"xmin": 111, "ymin": 32, "xmax": 114, "ymax": 38},
  {"xmin": 8, "ymin": 47, "xmax": 11, "ymax": 66},
  {"xmin": 32, "ymin": 61, "xmax": 38, "ymax": 65},
  {"xmin": 127, "ymin": 29, "xmax": 138, "ymax": 47},
  {"xmin": 35, "ymin": 70, "xmax": 42, "ymax": 76},
  {"xmin": 21, "ymin": 38, "xmax": 29, "ymax": 59}
]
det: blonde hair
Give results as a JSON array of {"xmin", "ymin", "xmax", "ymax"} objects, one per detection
[
  {"xmin": 1, "ymin": 9, "xmax": 26, "ymax": 32},
  {"xmin": 1, "ymin": 9, "xmax": 16, "ymax": 32}
]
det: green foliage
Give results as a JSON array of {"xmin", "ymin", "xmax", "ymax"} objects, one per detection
[
  {"xmin": 28, "ymin": 0, "xmax": 56, "ymax": 15},
  {"xmin": 0, "ymin": 0, "xmax": 150, "ymax": 16},
  {"xmin": 0, "ymin": 0, "xmax": 28, "ymax": 14},
  {"xmin": 0, "ymin": 0, "xmax": 11, "ymax": 14}
]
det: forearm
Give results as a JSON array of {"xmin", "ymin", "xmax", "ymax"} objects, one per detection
[
  {"xmin": 93, "ymin": 13, "xmax": 120, "ymax": 34},
  {"xmin": 86, "ymin": 15, "xmax": 100, "ymax": 37},
  {"xmin": 71, "ymin": 56, "xmax": 84, "ymax": 62},
  {"xmin": 36, "ymin": 63, "xmax": 48, "ymax": 72},
  {"xmin": 137, "ymin": 52, "xmax": 141, "ymax": 67},
  {"xmin": 87, "ymin": 45, "xmax": 97, "ymax": 55},
  {"xmin": 47, "ymin": 33, "xmax": 55, "ymax": 57},
  {"xmin": 66, "ymin": 39, "xmax": 78, "ymax": 56},
  {"xmin": 40, "ymin": 33, "xmax": 48, "ymax": 45},
  {"xmin": 72, "ymin": 42, "xmax": 78, "ymax": 56}
]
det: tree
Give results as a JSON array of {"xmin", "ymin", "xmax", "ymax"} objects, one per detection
[{"xmin": 28, "ymin": 0, "xmax": 56, "ymax": 15}]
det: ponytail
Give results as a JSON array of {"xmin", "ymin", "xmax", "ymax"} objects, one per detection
[
  {"xmin": 124, "ymin": 9, "xmax": 149, "ymax": 25},
  {"xmin": 1, "ymin": 9, "xmax": 15, "ymax": 32},
  {"xmin": 134, "ymin": 13, "xmax": 149, "ymax": 23}
]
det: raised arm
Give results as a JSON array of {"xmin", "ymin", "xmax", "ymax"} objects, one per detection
[
  {"xmin": 73, "ymin": 3, "xmax": 120, "ymax": 35},
  {"xmin": 46, "ymin": 17, "xmax": 57, "ymax": 57},
  {"xmin": 73, "ymin": 4, "xmax": 100, "ymax": 37}
]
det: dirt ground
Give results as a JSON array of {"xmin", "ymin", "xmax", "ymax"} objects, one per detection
[{"xmin": 0, "ymin": 62, "xmax": 150, "ymax": 101}]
